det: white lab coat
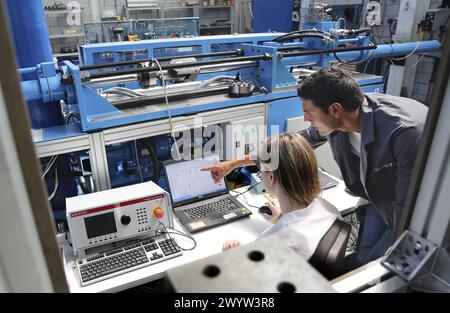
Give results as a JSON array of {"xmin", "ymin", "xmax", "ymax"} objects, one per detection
[{"xmin": 259, "ymin": 198, "xmax": 340, "ymax": 260}]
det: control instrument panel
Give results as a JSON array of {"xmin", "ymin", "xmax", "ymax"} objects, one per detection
[{"xmin": 66, "ymin": 181, "xmax": 173, "ymax": 256}]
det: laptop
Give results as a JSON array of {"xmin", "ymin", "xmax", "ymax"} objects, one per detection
[
  {"xmin": 319, "ymin": 170, "xmax": 339, "ymax": 190},
  {"xmin": 163, "ymin": 156, "xmax": 252, "ymax": 233}
]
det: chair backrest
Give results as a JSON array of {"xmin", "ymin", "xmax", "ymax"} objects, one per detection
[{"xmin": 309, "ymin": 219, "xmax": 351, "ymax": 280}]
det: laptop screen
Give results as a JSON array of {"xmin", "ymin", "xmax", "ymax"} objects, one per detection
[{"xmin": 165, "ymin": 156, "xmax": 227, "ymax": 205}]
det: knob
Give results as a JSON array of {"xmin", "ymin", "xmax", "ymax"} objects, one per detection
[
  {"xmin": 154, "ymin": 207, "xmax": 164, "ymax": 219},
  {"xmin": 121, "ymin": 215, "xmax": 131, "ymax": 225}
]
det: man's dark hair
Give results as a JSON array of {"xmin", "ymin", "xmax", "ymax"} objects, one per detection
[{"xmin": 298, "ymin": 67, "xmax": 365, "ymax": 113}]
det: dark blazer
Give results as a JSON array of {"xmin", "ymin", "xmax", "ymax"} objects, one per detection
[{"xmin": 301, "ymin": 94, "xmax": 428, "ymax": 233}]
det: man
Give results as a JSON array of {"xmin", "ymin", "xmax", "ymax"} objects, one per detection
[{"xmin": 202, "ymin": 67, "xmax": 428, "ymax": 270}]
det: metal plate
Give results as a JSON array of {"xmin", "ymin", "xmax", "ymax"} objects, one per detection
[{"xmin": 166, "ymin": 236, "xmax": 336, "ymax": 293}]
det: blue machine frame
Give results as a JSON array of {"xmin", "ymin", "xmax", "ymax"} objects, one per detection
[{"xmin": 20, "ymin": 33, "xmax": 441, "ymax": 134}]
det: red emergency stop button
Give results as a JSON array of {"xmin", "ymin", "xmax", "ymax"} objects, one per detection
[{"xmin": 153, "ymin": 207, "xmax": 164, "ymax": 219}]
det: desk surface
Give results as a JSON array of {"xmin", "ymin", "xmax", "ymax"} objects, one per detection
[{"xmin": 61, "ymin": 172, "xmax": 361, "ymax": 293}]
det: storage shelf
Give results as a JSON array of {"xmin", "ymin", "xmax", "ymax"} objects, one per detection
[
  {"xmin": 50, "ymin": 33, "xmax": 85, "ymax": 39},
  {"xmin": 200, "ymin": 25, "xmax": 231, "ymax": 29},
  {"xmin": 44, "ymin": 9, "xmax": 74, "ymax": 15},
  {"xmin": 54, "ymin": 52, "xmax": 78, "ymax": 57},
  {"xmin": 199, "ymin": 6, "xmax": 231, "ymax": 9},
  {"xmin": 126, "ymin": 6, "xmax": 194, "ymax": 11},
  {"xmin": 45, "ymin": 8, "xmax": 84, "ymax": 59}
]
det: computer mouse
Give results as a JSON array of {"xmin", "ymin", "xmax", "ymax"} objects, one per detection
[{"xmin": 258, "ymin": 205, "xmax": 273, "ymax": 215}]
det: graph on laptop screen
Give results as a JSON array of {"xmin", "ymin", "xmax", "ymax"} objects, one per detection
[{"xmin": 165, "ymin": 156, "xmax": 227, "ymax": 204}]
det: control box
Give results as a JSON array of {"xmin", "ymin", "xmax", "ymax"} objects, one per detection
[
  {"xmin": 366, "ymin": 1, "xmax": 382, "ymax": 26},
  {"xmin": 422, "ymin": 8, "xmax": 450, "ymax": 41},
  {"xmin": 66, "ymin": 181, "xmax": 173, "ymax": 256}
]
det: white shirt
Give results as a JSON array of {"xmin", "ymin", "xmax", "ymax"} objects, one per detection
[
  {"xmin": 348, "ymin": 132, "xmax": 361, "ymax": 158},
  {"xmin": 348, "ymin": 132, "xmax": 369, "ymax": 190},
  {"xmin": 258, "ymin": 198, "xmax": 340, "ymax": 260}
]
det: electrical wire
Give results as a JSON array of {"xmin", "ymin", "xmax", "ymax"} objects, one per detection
[
  {"xmin": 197, "ymin": 75, "xmax": 235, "ymax": 89},
  {"xmin": 228, "ymin": 181, "xmax": 263, "ymax": 209},
  {"xmin": 333, "ymin": 42, "xmax": 376, "ymax": 65},
  {"xmin": 335, "ymin": 17, "xmax": 347, "ymax": 30},
  {"xmin": 42, "ymin": 155, "xmax": 58, "ymax": 178},
  {"xmin": 230, "ymin": 181, "xmax": 262, "ymax": 197},
  {"xmin": 141, "ymin": 139, "xmax": 161, "ymax": 184},
  {"xmin": 134, "ymin": 140, "xmax": 144, "ymax": 183},
  {"xmin": 48, "ymin": 165, "xmax": 59, "ymax": 201},
  {"xmin": 64, "ymin": 111, "xmax": 81, "ymax": 124},
  {"xmin": 240, "ymin": 192, "xmax": 260, "ymax": 209},
  {"xmin": 363, "ymin": 58, "xmax": 375, "ymax": 73},
  {"xmin": 273, "ymin": 29, "xmax": 331, "ymax": 43},
  {"xmin": 275, "ymin": 33, "xmax": 332, "ymax": 43},
  {"xmin": 388, "ymin": 40, "xmax": 421, "ymax": 61},
  {"xmin": 158, "ymin": 221, "xmax": 197, "ymax": 251},
  {"xmin": 385, "ymin": 58, "xmax": 397, "ymax": 94},
  {"xmin": 411, "ymin": 54, "xmax": 426, "ymax": 68},
  {"xmin": 152, "ymin": 57, "xmax": 181, "ymax": 160},
  {"xmin": 101, "ymin": 87, "xmax": 147, "ymax": 98}
]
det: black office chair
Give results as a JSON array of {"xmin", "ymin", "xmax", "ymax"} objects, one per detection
[{"xmin": 309, "ymin": 219, "xmax": 351, "ymax": 280}]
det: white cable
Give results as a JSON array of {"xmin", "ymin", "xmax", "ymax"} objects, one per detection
[
  {"xmin": 363, "ymin": 58, "xmax": 375, "ymax": 74},
  {"xmin": 42, "ymin": 155, "xmax": 58, "ymax": 179},
  {"xmin": 386, "ymin": 58, "xmax": 396, "ymax": 96},
  {"xmin": 48, "ymin": 165, "xmax": 59, "ymax": 201},
  {"xmin": 334, "ymin": 41, "xmax": 376, "ymax": 65},
  {"xmin": 411, "ymin": 54, "xmax": 425, "ymax": 68},
  {"xmin": 101, "ymin": 87, "xmax": 146, "ymax": 98},
  {"xmin": 197, "ymin": 75, "xmax": 234, "ymax": 89},
  {"xmin": 335, "ymin": 17, "xmax": 347, "ymax": 30},
  {"xmin": 388, "ymin": 40, "xmax": 421, "ymax": 61},
  {"xmin": 152, "ymin": 57, "xmax": 181, "ymax": 160},
  {"xmin": 103, "ymin": 91, "xmax": 140, "ymax": 98},
  {"xmin": 134, "ymin": 140, "xmax": 144, "ymax": 183}
]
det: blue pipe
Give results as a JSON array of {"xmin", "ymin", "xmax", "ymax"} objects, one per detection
[
  {"xmin": 281, "ymin": 40, "xmax": 441, "ymax": 65},
  {"xmin": 369, "ymin": 41, "xmax": 441, "ymax": 58},
  {"xmin": 6, "ymin": 0, "xmax": 64, "ymax": 129},
  {"xmin": 21, "ymin": 80, "xmax": 42, "ymax": 101},
  {"xmin": 18, "ymin": 67, "xmax": 37, "ymax": 75},
  {"xmin": 21, "ymin": 76, "xmax": 66, "ymax": 102},
  {"xmin": 6, "ymin": 0, "xmax": 53, "ymax": 70}
]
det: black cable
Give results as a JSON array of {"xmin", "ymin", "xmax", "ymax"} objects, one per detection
[
  {"xmin": 141, "ymin": 139, "xmax": 161, "ymax": 184},
  {"xmin": 349, "ymin": 28, "xmax": 371, "ymax": 36},
  {"xmin": 240, "ymin": 192, "xmax": 260, "ymax": 209},
  {"xmin": 275, "ymin": 33, "xmax": 331, "ymax": 43},
  {"xmin": 273, "ymin": 29, "xmax": 330, "ymax": 42},
  {"xmin": 230, "ymin": 181, "xmax": 262, "ymax": 197},
  {"xmin": 158, "ymin": 221, "xmax": 197, "ymax": 251},
  {"xmin": 333, "ymin": 43, "xmax": 376, "ymax": 65},
  {"xmin": 64, "ymin": 111, "xmax": 80, "ymax": 124}
]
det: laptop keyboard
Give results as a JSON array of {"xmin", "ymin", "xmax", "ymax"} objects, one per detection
[{"xmin": 184, "ymin": 197, "xmax": 238, "ymax": 222}]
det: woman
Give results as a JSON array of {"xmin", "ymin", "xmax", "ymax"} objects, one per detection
[{"xmin": 223, "ymin": 133, "xmax": 341, "ymax": 260}]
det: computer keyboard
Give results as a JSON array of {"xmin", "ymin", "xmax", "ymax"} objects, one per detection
[
  {"xmin": 184, "ymin": 197, "xmax": 238, "ymax": 222},
  {"xmin": 76, "ymin": 234, "xmax": 182, "ymax": 286}
]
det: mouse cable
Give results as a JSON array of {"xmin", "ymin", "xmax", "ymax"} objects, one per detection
[
  {"xmin": 230, "ymin": 181, "xmax": 262, "ymax": 197},
  {"xmin": 240, "ymin": 192, "xmax": 260, "ymax": 209}
]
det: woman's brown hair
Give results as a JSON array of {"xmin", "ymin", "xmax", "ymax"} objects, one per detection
[{"xmin": 259, "ymin": 133, "xmax": 321, "ymax": 206}]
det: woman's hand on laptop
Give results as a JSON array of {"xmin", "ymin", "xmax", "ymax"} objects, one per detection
[
  {"xmin": 222, "ymin": 239, "xmax": 241, "ymax": 251},
  {"xmin": 201, "ymin": 161, "xmax": 234, "ymax": 184}
]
